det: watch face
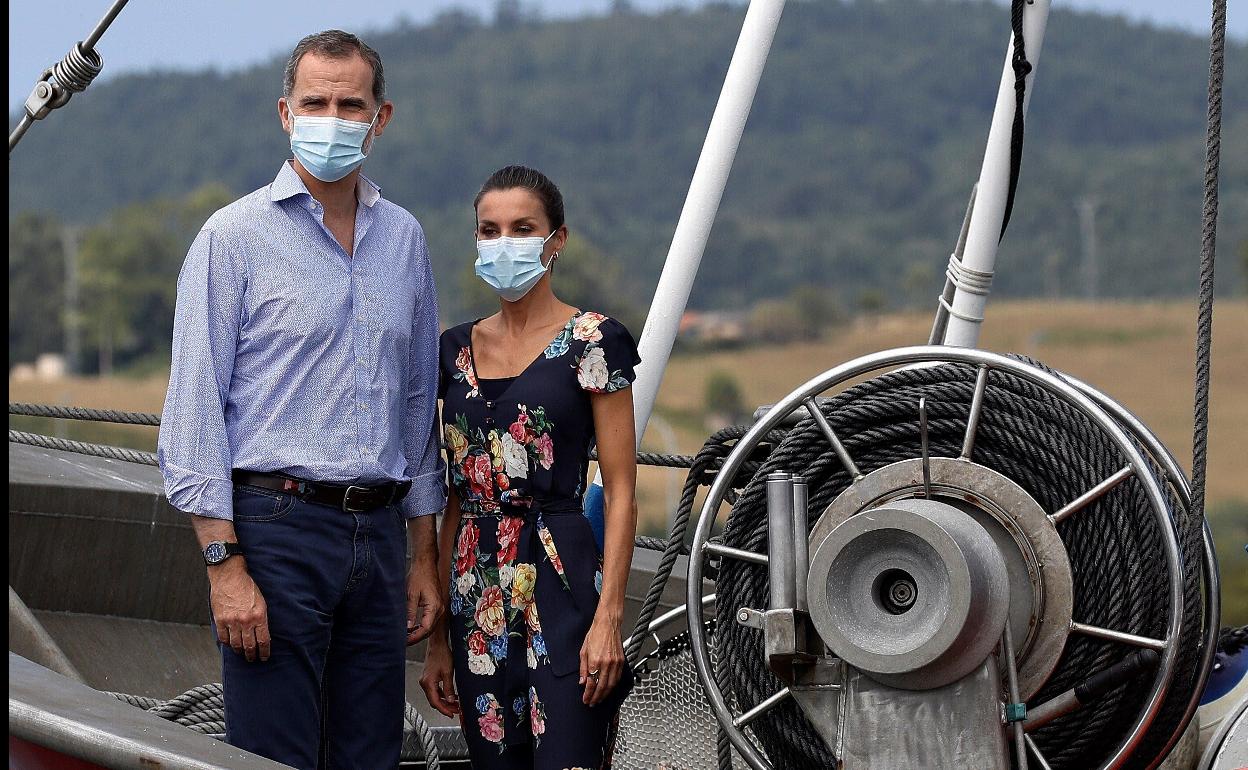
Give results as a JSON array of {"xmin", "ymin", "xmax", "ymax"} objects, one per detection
[{"xmin": 205, "ymin": 542, "xmax": 227, "ymax": 564}]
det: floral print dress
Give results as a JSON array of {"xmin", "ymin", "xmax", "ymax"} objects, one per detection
[{"xmin": 439, "ymin": 310, "xmax": 640, "ymax": 769}]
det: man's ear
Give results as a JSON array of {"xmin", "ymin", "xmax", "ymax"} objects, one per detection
[
  {"xmin": 373, "ymin": 101, "xmax": 395, "ymax": 137},
  {"xmin": 278, "ymin": 97, "xmax": 293, "ymax": 134}
]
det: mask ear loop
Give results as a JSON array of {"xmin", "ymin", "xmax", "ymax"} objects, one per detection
[
  {"xmin": 362, "ymin": 106, "xmax": 383, "ymax": 156},
  {"xmin": 542, "ymin": 230, "xmax": 559, "ymax": 269}
]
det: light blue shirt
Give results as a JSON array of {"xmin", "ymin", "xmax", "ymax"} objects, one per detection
[{"xmin": 158, "ymin": 162, "xmax": 446, "ymax": 521}]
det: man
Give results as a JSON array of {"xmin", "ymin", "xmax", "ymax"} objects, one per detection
[{"xmin": 157, "ymin": 30, "xmax": 445, "ymax": 769}]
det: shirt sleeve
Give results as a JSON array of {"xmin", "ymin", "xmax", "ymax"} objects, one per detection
[
  {"xmin": 157, "ymin": 227, "xmax": 244, "ymax": 520},
  {"xmin": 401, "ymin": 229, "xmax": 449, "ymax": 518},
  {"xmin": 576, "ymin": 316, "xmax": 642, "ymax": 394}
]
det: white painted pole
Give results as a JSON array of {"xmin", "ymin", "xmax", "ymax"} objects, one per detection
[
  {"xmin": 585, "ymin": 0, "xmax": 788, "ymax": 542},
  {"xmin": 943, "ymin": 0, "xmax": 1051, "ymax": 348}
]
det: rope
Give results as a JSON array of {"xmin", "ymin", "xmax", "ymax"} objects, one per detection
[
  {"xmin": 711, "ymin": 361, "xmax": 1204, "ymax": 769},
  {"xmin": 8, "ymin": 402, "xmax": 697, "ymax": 470},
  {"xmin": 9, "ymin": 402, "xmax": 161, "ymax": 426},
  {"xmin": 1219, "ymin": 626, "xmax": 1248, "ymax": 655},
  {"xmin": 404, "ymin": 701, "xmax": 442, "ymax": 770},
  {"xmin": 624, "ymin": 427, "xmax": 760, "ymax": 666},
  {"xmin": 999, "ymin": 0, "xmax": 1032, "ymax": 240},
  {"xmin": 1190, "ymin": 0, "xmax": 1225, "ymax": 552},
  {"xmin": 9, "ymin": 430, "xmax": 158, "ymax": 466},
  {"xmin": 105, "ymin": 684, "xmax": 225, "ymax": 736},
  {"xmin": 107, "ymin": 685, "xmax": 441, "ymax": 765}
]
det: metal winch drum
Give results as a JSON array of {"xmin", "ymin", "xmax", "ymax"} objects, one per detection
[{"xmin": 686, "ymin": 346, "xmax": 1218, "ymax": 770}]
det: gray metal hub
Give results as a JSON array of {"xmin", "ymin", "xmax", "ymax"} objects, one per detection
[
  {"xmin": 812, "ymin": 457, "xmax": 1074, "ymax": 698},
  {"xmin": 807, "ymin": 497, "xmax": 1011, "ymax": 690}
]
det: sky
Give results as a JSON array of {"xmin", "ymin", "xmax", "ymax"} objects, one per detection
[{"xmin": 8, "ymin": 0, "xmax": 1244, "ymax": 111}]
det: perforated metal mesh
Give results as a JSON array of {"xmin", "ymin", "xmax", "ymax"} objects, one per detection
[{"xmin": 614, "ymin": 622, "xmax": 754, "ymax": 770}]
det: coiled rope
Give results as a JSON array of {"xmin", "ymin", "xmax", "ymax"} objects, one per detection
[
  {"xmin": 105, "ymin": 683, "xmax": 443, "ymax": 766},
  {"xmin": 712, "ymin": 360, "xmax": 1204, "ymax": 770}
]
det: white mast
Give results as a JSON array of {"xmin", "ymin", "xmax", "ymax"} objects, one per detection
[
  {"xmin": 584, "ymin": 0, "xmax": 788, "ymax": 536},
  {"xmin": 943, "ymin": 0, "xmax": 1051, "ymax": 348}
]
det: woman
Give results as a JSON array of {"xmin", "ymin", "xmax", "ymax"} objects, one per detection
[{"xmin": 420, "ymin": 165, "xmax": 639, "ymax": 769}]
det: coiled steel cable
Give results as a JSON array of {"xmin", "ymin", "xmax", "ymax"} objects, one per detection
[
  {"xmin": 712, "ymin": 361, "xmax": 1204, "ymax": 770},
  {"xmin": 10, "ymin": 0, "xmax": 129, "ymax": 152}
]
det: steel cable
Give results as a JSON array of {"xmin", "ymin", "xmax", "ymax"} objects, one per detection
[
  {"xmin": 1190, "ymin": 0, "xmax": 1225, "ymax": 568},
  {"xmin": 9, "ymin": 402, "xmax": 161, "ymax": 426}
]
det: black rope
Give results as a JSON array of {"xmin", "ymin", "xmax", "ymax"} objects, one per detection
[
  {"xmin": 999, "ymin": 0, "xmax": 1033, "ymax": 241},
  {"xmin": 1219, "ymin": 626, "xmax": 1248, "ymax": 656},
  {"xmin": 625, "ymin": 426, "xmax": 760, "ymax": 664}
]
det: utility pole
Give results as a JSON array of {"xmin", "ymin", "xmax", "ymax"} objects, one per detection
[
  {"xmin": 1077, "ymin": 196, "xmax": 1099, "ymax": 300},
  {"xmin": 1044, "ymin": 251, "xmax": 1062, "ymax": 299},
  {"xmin": 60, "ymin": 224, "xmax": 81, "ymax": 376}
]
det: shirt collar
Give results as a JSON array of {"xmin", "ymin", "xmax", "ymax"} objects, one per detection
[{"xmin": 269, "ymin": 161, "xmax": 382, "ymax": 208}]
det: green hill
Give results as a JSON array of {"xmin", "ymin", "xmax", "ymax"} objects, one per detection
[{"xmin": 9, "ymin": 0, "xmax": 1247, "ymax": 328}]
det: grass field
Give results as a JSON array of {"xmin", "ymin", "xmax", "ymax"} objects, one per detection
[{"xmin": 9, "ymin": 299, "xmax": 1247, "ymax": 622}]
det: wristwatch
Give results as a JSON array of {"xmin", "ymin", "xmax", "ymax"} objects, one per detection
[{"xmin": 202, "ymin": 541, "xmax": 243, "ymax": 566}]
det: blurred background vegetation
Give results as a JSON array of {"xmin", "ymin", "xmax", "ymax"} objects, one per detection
[{"xmin": 8, "ymin": 0, "xmax": 1246, "ymax": 621}]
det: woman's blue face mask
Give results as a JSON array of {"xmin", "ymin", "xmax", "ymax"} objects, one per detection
[
  {"xmin": 474, "ymin": 232, "xmax": 557, "ymax": 302},
  {"xmin": 289, "ymin": 108, "xmax": 380, "ymax": 182}
]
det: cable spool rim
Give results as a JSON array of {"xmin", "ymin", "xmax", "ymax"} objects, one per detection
[
  {"xmin": 1064, "ymin": 374, "xmax": 1221, "ymax": 768},
  {"xmin": 685, "ymin": 346, "xmax": 1184, "ymax": 770}
]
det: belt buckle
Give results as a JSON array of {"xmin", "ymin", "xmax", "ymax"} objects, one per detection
[{"xmin": 342, "ymin": 485, "xmax": 371, "ymax": 513}]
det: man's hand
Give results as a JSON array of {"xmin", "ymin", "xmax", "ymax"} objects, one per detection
[
  {"xmin": 406, "ymin": 566, "xmax": 444, "ymax": 645},
  {"xmin": 208, "ymin": 559, "xmax": 271, "ymax": 662}
]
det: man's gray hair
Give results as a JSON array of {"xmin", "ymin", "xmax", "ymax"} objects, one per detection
[{"xmin": 283, "ymin": 30, "xmax": 386, "ymax": 104}]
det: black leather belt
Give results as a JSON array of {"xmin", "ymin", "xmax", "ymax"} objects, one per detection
[{"xmin": 232, "ymin": 470, "xmax": 411, "ymax": 513}]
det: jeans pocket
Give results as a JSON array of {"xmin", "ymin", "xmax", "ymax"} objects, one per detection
[{"xmin": 233, "ymin": 488, "xmax": 297, "ymax": 522}]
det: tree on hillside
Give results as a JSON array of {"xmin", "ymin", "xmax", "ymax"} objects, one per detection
[
  {"xmin": 77, "ymin": 185, "xmax": 234, "ymax": 375},
  {"xmin": 9, "ymin": 213, "xmax": 66, "ymax": 369},
  {"xmin": 705, "ymin": 370, "xmax": 747, "ymax": 425}
]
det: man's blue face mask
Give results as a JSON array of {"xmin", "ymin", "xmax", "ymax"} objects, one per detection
[{"xmin": 288, "ymin": 108, "xmax": 380, "ymax": 183}]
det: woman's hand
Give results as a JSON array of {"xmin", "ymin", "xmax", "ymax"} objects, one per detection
[
  {"xmin": 579, "ymin": 612, "xmax": 626, "ymax": 706},
  {"xmin": 419, "ymin": 640, "xmax": 461, "ymax": 717}
]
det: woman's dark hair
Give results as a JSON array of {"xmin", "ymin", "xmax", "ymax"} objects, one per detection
[{"xmin": 474, "ymin": 165, "xmax": 565, "ymax": 231}]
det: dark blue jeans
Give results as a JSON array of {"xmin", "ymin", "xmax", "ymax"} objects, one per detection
[{"xmin": 220, "ymin": 487, "xmax": 408, "ymax": 770}]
